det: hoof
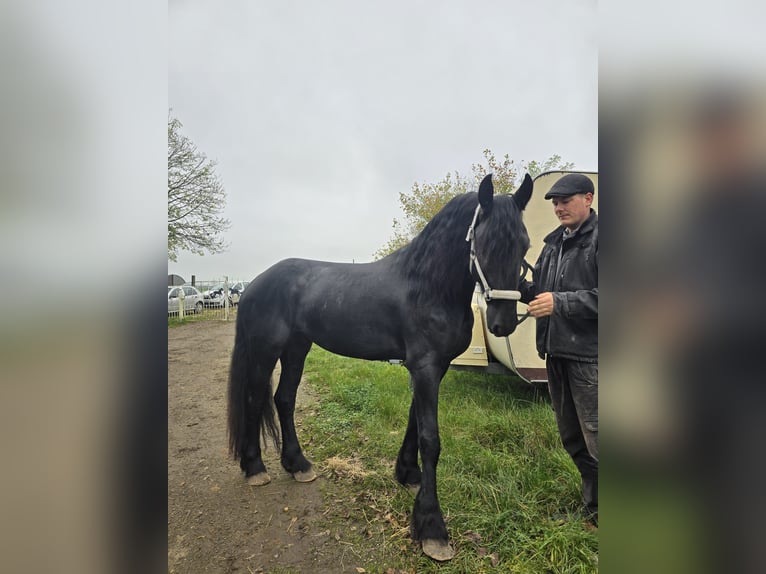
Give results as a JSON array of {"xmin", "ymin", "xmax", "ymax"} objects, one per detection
[
  {"xmin": 406, "ymin": 483, "xmax": 420, "ymax": 495},
  {"xmin": 293, "ymin": 469, "xmax": 317, "ymax": 483},
  {"xmin": 246, "ymin": 472, "xmax": 271, "ymax": 486},
  {"xmin": 422, "ymin": 539, "xmax": 455, "ymax": 562}
]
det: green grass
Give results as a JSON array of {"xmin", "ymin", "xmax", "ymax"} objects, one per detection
[{"xmin": 300, "ymin": 346, "xmax": 598, "ymax": 573}]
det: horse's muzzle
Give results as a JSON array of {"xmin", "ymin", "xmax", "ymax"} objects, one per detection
[
  {"xmin": 486, "ymin": 300, "xmax": 519, "ymax": 337},
  {"xmin": 488, "ymin": 319, "xmax": 517, "ymax": 338}
]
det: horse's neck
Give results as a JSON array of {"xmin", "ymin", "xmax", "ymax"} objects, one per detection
[{"xmin": 396, "ymin": 211, "xmax": 476, "ymax": 307}]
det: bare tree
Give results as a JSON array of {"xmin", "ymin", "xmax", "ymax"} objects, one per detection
[{"xmin": 168, "ymin": 113, "xmax": 230, "ymax": 262}]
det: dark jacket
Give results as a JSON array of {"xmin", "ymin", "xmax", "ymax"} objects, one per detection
[{"xmin": 520, "ymin": 209, "xmax": 598, "ymax": 362}]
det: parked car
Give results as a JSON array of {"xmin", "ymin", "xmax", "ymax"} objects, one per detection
[
  {"xmin": 168, "ymin": 285, "xmax": 204, "ymax": 315},
  {"xmin": 203, "ymin": 281, "xmax": 250, "ymax": 308},
  {"xmin": 202, "ymin": 284, "xmax": 228, "ymax": 308}
]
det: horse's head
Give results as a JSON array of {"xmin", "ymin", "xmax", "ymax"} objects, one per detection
[{"xmin": 470, "ymin": 173, "xmax": 533, "ymax": 337}]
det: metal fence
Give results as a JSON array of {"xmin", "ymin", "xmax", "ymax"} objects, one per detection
[{"xmin": 168, "ymin": 276, "xmax": 247, "ymax": 320}]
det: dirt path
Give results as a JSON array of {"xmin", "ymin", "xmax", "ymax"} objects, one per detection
[{"xmin": 168, "ymin": 320, "xmax": 370, "ymax": 574}]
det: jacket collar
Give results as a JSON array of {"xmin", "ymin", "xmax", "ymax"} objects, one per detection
[{"xmin": 543, "ymin": 209, "xmax": 597, "ymax": 244}]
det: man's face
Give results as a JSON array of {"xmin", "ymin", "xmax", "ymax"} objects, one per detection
[{"xmin": 551, "ymin": 192, "xmax": 593, "ymax": 231}]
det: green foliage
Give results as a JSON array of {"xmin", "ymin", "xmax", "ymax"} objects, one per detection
[
  {"xmin": 168, "ymin": 111, "xmax": 231, "ymax": 261},
  {"xmin": 301, "ymin": 346, "xmax": 598, "ymax": 573},
  {"xmin": 374, "ymin": 150, "xmax": 574, "ymax": 258}
]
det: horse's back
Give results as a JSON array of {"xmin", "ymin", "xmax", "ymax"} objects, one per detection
[{"xmin": 238, "ymin": 257, "xmax": 408, "ymax": 360}]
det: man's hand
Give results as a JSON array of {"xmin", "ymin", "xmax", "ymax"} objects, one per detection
[{"xmin": 528, "ymin": 292, "xmax": 555, "ymax": 318}]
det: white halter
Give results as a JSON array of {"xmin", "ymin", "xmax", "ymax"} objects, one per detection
[{"xmin": 465, "ymin": 204, "xmax": 522, "ymax": 302}]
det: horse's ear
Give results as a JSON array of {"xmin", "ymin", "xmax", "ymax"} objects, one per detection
[
  {"xmin": 512, "ymin": 173, "xmax": 533, "ymax": 210},
  {"xmin": 478, "ymin": 174, "xmax": 494, "ymax": 210}
]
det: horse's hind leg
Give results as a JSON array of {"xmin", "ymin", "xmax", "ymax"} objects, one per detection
[
  {"xmin": 274, "ymin": 335, "xmax": 316, "ymax": 482},
  {"xmin": 242, "ymin": 357, "xmax": 279, "ymax": 486}
]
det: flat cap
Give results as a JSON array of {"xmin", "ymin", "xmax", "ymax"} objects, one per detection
[{"xmin": 544, "ymin": 174, "xmax": 594, "ymax": 199}]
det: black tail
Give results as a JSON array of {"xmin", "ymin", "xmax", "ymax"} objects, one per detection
[{"xmin": 227, "ymin": 324, "xmax": 280, "ymax": 460}]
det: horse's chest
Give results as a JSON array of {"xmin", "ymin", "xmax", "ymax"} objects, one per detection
[{"xmin": 407, "ymin": 309, "xmax": 472, "ymax": 355}]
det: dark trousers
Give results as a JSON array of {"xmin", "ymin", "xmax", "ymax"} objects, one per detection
[{"xmin": 546, "ymin": 356, "xmax": 598, "ymax": 515}]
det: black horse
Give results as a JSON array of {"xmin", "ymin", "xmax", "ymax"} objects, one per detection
[{"xmin": 228, "ymin": 173, "xmax": 533, "ymax": 560}]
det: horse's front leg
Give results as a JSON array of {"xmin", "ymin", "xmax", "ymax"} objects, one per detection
[
  {"xmin": 395, "ymin": 392, "xmax": 421, "ymax": 492},
  {"xmin": 408, "ymin": 361, "xmax": 454, "ymax": 561}
]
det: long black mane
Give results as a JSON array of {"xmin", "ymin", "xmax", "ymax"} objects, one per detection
[{"xmin": 387, "ymin": 193, "xmax": 475, "ymax": 303}]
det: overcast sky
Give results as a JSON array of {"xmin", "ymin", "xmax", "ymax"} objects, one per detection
[{"xmin": 169, "ymin": 0, "xmax": 597, "ymax": 283}]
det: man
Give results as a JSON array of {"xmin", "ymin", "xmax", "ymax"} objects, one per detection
[{"xmin": 519, "ymin": 173, "xmax": 598, "ymax": 523}]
